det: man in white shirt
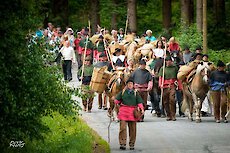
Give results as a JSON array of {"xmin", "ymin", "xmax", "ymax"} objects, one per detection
[{"xmin": 60, "ymin": 41, "xmax": 76, "ymax": 81}]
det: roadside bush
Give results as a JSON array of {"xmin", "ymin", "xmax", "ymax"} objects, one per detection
[{"xmin": 0, "ymin": 1, "xmax": 80, "ymax": 151}]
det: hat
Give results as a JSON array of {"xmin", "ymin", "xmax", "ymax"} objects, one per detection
[
  {"xmin": 113, "ymin": 48, "xmax": 121, "ymax": 56},
  {"xmin": 98, "ymin": 35, "xmax": 104, "ymax": 39},
  {"xmin": 67, "ymin": 28, "xmax": 73, "ymax": 33},
  {"xmin": 217, "ymin": 60, "xmax": 225, "ymax": 67},
  {"xmin": 115, "ymin": 58, "xmax": 123, "ymax": 67},
  {"xmin": 119, "ymin": 28, "xmax": 123, "ymax": 31},
  {"xmin": 165, "ymin": 56, "xmax": 172, "ymax": 61},
  {"xmin": 139, "ymin": 59, "xmax": 146, "ymax": 65},
  {"xmin": 146, "ymin": 30, "xmax": 152, "ymax": 34},
  {"xmin": 126, "ymin": 78, "xmax": 134, "ymax": 84},
  {"xmin": 99, "ymin": 53, "xmax": 107, "ymax": 58}
]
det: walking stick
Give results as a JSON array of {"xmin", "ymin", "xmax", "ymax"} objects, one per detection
[
  {"xmin": 225, "ymin": 87, "xmax": 230, "ymax": 118},
  {"xmin": 103, "ymin": 37, "xmax": 115, "ymax": 70},
  {"xmin": 160, "ymin": 44, "xmax": 167, "ymax": 107},
  {"xmin": 88, "ymin": 19, "xmax": 91, "ymax": 37},
  {"xmin": 124, "ymin": 9, "xmax": 129, "ymax": 36},
  {"xmin": 80, "ymin": 35, "xmax": 89, "ymax": 85}
]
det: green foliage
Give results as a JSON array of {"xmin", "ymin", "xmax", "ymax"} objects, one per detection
[
  {"xmin": 208, "ymin": 49, "xmax": 230, "ymax": 65},
  {"xmin": 0, "ymin": 0, "xmax": 80, "ymax": 151},
  {"xmin": 5, "ymin": 112, "xmax": 110, "ymax": 153},
  {"xmin": 175, "ymin": 24, "xmax": 203, "ymax": 51},
  {"xmin": 137, "ymin": 0, "xmax": 162, "ymax": 36}
]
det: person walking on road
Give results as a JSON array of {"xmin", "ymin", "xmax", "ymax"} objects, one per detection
[
  {"xmin": 60, "ymin": 41, "xmax": 76, "ymax": 81},
  {"xmin": 114, "ymin": 79, "xmax": 144, "ymax": 150},
  {"xmin": 78, "ymin": 56, "xmax": 94, "ymax": 112},
  {"xmin": 130, "ymin": 59, "xmax": 153, "ymax": 122},
  {"xmin": 209, "ymin": 60, "xmax": 230, "ymax": 123},
  {"xmin": 159, "ymin": 56, "xmax": 179, "ymax": 121}
]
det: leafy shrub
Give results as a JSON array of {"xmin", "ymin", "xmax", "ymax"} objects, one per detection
[
  {"xmin": 0, "ymin": 1, "xmax": 80, "ymax": 151},
  {"xmin": 174, "ymin": 24, "xmax": 203, "ymax": 52}
]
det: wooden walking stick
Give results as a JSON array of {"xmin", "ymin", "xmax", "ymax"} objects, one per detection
[
  {"xmin": 103, "ymin": 37, "xmax": 115, "ymax": 70},
  {"xmin": 88, "ymin": 19, "xmax": 91, "ymax": 37},
  {"xmin": 225, "ymin": 87, "xmax": 230, "ymax": 118},
  {"xmin": 80, "ymin": 35, "xmax": 89, "ymax": 85},
  {"xmin": 124, "ymin": 9, "xmax": 129, "ymax": 36}
]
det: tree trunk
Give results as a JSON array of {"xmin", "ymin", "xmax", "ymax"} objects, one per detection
[
  {"xmin": 196, "ymin": 0, "xmax": 203, "ymax": 32},
  {"xmin": 213, "ymin": 0, "xmax": 226, "ymax": 27},
  {"xmin": 181, "ymin": 0, "xmax": 194, "ymax": 26},
  {"xmin": 90, "ymin": 0, "xmax": 100, "ymax": 35},
  {"xmin": 52, "ymin": 0, "xmax": 69, "ymax": 27},
  {"xmin": 127, "ymin": 0, "xmax": 137, "ymax": 32},
  {"xmin": 111, "ymin": 0, "xmax": 118, "ymax": 30},
  {"xmin": 162, "ymin": 0, "xmax": 171, "ymax": 33},
  {"xmin": 203, "ymin": 0, "xmax": 207, "ymax": 53}
]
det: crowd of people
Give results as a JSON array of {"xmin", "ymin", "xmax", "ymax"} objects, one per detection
[{"xmin": 32, "ymin": 22, "xmax": 230, "ymax": 150}]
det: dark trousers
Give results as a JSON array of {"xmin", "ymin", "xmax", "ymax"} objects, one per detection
[
  {"xmin": 149, "ymin": 90, "xmax": 161, "ymax": 114},
  {"xmin": 98, "ymin": 93, "xmax": 107, "ymax": 108},
  {"xmin": 62, "ymin": 60, "xmax": 72, "ymax": 80}
]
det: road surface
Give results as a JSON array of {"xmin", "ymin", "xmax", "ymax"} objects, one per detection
[{"xmin": 69, "ymin": 64, "xmax": 230, "ymax": 153}]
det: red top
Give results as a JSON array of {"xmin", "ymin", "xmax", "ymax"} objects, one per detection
[
  {"xmin": 168, "ymin": 42, "xmax": 180, "ymax": 52},
  {"xmin": 74, "ymin": 38, "xmax": 81, "ymax": 53}
]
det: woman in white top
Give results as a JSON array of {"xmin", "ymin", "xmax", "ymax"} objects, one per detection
[{"xmin": 153, "ymin": 40, "xmax": 164, "ymax": 58}]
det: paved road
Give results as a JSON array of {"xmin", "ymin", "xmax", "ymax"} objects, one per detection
[{"xmin": 69, "ymin": 64, "xmax": 230, "ymax": 153}]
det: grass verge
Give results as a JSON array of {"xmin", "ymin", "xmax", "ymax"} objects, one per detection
[{"xmin": 6, "ymin": 112, "xmax": 110, "ymax": 153}]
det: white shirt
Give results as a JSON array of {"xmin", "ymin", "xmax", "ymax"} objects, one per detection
[
  {"xmin": 60, "ymin": 46, "xmax": 76, "ymax": 63},
  {"xmin": 112, "ymin": 55, "xmax": 126, "ymax": 63},
  {"xmin": 153, "ymin": 48, "xmax": 164, "ymax": 58}
]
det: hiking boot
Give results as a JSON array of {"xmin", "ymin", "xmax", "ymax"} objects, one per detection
[
  {"xmin": 172, "ymin": 117, "xmax": 177, "ymax": 121},
  {"xmin": 130, "ymin": 146, "xmax": 135, "ymax": 150},
  {"xmin": 120, "ymin": 145, "xmax": 126, "ymax": 150},
  {"xmin": 166, "ymin": 118, "xmax": 172, "ymax": 121},
  {"xmin": 103, "ymin": 106, "xmax": 108, "ymax": 110},
  {"xmin": 222, "ymin": 117, "xmax": 228, "ymax": 123},
  {"xmin": 98, "ymin": 106, "xmax": 102, "ymax": 109}
]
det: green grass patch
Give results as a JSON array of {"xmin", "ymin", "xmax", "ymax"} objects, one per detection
[{"xmin": 6, "ymin": 112, "xmax": 110, "ymax": 153}]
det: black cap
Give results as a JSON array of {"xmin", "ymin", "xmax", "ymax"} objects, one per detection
[
  {"xmin": 139, "ymin": 59, "xmax": 146, "ymax": 65},
  {"xmin": 126, "ymin": 78, "xmax": 134, "ymax": 84},
  {"xmin": 217, "ymin": 60, "xmax": 225, "ymax": 67},
  {"xmin": 113, "ymin": 48, "xmax": 121, "ymax": 56},
  {"xmin": 165, "ymin": 56, "xmax": 172, "ymax": 61},
  {"xmin": 99, "ymin": 53, "xmax": 107, "ymax": 58}
]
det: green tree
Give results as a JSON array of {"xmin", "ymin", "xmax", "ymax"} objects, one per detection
[{"xmin": 0, "ymin": 0, "xmax": 79, "ymax": 151}]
